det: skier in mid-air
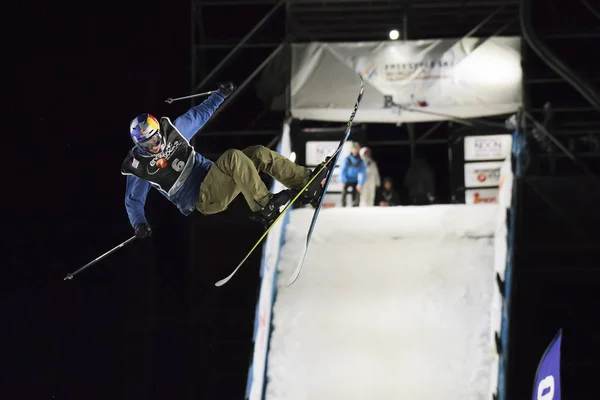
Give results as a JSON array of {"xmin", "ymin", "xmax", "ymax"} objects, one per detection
[{"xmin": 121, "ymin": 82, "xmax": 328, "ymax": 238}]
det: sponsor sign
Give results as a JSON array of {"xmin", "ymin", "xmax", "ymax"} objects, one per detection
[
  {"xmin": 465, "ymin": 188, "xmax": 498, "ymax": 204},
  {"xmin": 321, "ymin": 193, "xmax": 343, "ymax": 208},
  {"xmin": 464, "ymin": 135, "xmax": 512, "ymax": 161},
  {"xmin": 497, "ymin": 158, "xmax": 513, "ymax": 209},
  {"xmin": 464, "ymin": 161, "xmax": 503, "ymax": 188},
  {"xmin": 305, "ymin": 141, "xmax": 352, "ymax": 167}
]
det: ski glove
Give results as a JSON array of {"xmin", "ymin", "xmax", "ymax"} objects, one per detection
[
  {"xmin": 135, "ymin": 223, "xmax": 152, "ymax": 239},
  {"xmin": 218, "ymin": 82, "xmax": 236, "ymax": 97}
]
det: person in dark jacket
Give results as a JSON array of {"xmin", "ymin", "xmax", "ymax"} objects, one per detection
[
  {"xmin": 403, "ymin": 157, "xmax": 435, "ymax": 205},
  {"xmin": 376, "ymin": 177, "xmax": 401, "ymax": 206}
]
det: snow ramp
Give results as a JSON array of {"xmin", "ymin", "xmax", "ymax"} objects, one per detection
[{"xmin": 264, "ymin": 204, "xmax": 498, "ymax": 400}]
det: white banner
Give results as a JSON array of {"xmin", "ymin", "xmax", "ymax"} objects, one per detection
[
  {"xmin": 497, "ymin": 157, "xmax": 513, "ymax": 209},
  {"xmin": 490, "ymin": 154, "xmax": 512, "ymax": 400},
  {"xmin": 295, "ymin": 193, "xmax": 343, "ymax": 209},
  {"xmin": 494, "ymin": 219, "xmax": 508, "ymax": 281},
  {"xmin": 247, "ymin": 121, "xmax": 292, "ymax": 400},
  {"xmin": 494, "ymin": 156, "xmax": 513, "ymax": 282},
  {"xmin": 305, "ymin": 140, "xmax": 353, "ymax": 167},
  {"xmin": 291, "ymin": 38, "xmax": 522, "ymax": 123},
  {"xmin": 321, "ymin": 193, "xmax": 343, "ymax": 208},
  {"xmin": 488, "ymin": 351, "xmax": 500, "ymax": 400},
  {"xmin": 464, "ymin": 135, "xmax": 512, "ymax": 161},
  {"xmin": 465, "ymin": 188, "xmax": 498, "ymax": 205},
  {"xmin": 464, "ymin": 161, "xmax": 504, "ymax": 188}
]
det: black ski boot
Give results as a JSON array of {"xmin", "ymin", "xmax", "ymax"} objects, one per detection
[
  {"xmin": 249, "ymin": 189, "xmax": 292, "ymax": 229},
  {"xmin": 295, "ymin": 158, "xmax": 331, "ymax": 208}
]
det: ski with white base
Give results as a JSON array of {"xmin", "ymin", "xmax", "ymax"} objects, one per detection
[{"xmin": 286, "ymin": 75, "xmax": 365, "ymax": 286}]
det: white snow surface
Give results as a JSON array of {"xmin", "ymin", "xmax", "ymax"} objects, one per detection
[{"xmin": 266, "ymin": 205, "xmax": 498, "ymax": 400}]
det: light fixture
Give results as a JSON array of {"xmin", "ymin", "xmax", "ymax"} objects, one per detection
[{"xmin": 389, "ymin": 29, "xmax": 399, "ymax": 40}]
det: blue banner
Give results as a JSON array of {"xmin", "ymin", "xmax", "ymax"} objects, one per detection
[{"xmin": 532, "ymin": 329, "xmax": 562, "ymax": 400}]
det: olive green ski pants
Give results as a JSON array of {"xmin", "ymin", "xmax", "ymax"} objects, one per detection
[{"xmin": 195, "ymin": 145, "xmax": 311, "ymax": 215}]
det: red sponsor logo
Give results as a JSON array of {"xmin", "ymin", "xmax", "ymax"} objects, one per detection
[{"xmin": 473, "ymin": 192, "xmax": 496, "ymax": 204}]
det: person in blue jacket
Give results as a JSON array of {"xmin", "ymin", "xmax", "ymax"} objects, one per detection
[
  {"xmin": 339, "ymin": 142, "xmax": 366, "ymax": 207},
  {"xmin": 121, "ymin": 82, "xmax": 328, "ymax": 237}
]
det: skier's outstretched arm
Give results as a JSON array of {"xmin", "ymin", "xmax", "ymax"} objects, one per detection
[
  {"xmin": 173, "ymin": 83, "xmax": 235, "ymax": 141},
  {"xmin": 125, "ymin": 174, "xmax": 151, "ymax": 229}
]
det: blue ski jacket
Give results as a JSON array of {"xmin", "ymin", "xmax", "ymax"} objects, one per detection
[
  {"xmin": 124, "ymin": 92, "xmax": 226, "ymax": 228},
  {"xmin": 339, "ymin": 154, "xmax": 366, "ymax": 186}
]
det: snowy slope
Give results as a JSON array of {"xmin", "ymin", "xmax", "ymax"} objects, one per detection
[{"xmin": 266, "ymin": 205, "xmax": 497, "ymax": 400}]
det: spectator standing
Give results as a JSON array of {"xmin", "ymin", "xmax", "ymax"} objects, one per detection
[
  {"xmin": 339, "ymin": 142, "xmax": 366, "ymax": 207},
  {"xmin": 358, "ymin": 146, "xmax": 381, "ymax": 207}
]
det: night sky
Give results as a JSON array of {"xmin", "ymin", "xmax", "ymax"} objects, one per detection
[{"xmin": 8, "ymin": 1, "xmax": 237, "ymax": 398}]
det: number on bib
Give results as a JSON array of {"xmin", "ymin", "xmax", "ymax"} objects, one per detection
[{"xmin": 172, "ymin": 158, "xmax": 185, "ymax": 172}]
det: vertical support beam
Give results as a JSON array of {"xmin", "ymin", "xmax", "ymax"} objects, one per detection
[
  {"xmin": 521, "ymin": 33, "xmax": 530, "ymax": 123},
  {"xmin": 407, "ymin": 123, "xmax": 416, "ymax": 160},
  {"xmin": 402, "ymin": 11, "xmax": 416, "ymax": 161},
  {"xmin": 448, "ymin": 126, "xmax": 455, "ymax": 202},
  {"xmin": 285, "ymin": 0, "xmax": 292, "ymax": 119}
]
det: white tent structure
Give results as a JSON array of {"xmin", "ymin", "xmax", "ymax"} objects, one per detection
[{"xmin": 290, "ymin": 38, "xmax": 522, "ymax": 123}]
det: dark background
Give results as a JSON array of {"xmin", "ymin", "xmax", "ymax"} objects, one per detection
[
  {"xmin": 7, "ymin": 0, "xmax": 600, "ymax": 399},
  {"xmin": 9, "ymin": 1, "xmax": 287, "ymax": 399},
  {"xmin": 10, "ymin": 1, "xmax": 200, "ymax": 398}
]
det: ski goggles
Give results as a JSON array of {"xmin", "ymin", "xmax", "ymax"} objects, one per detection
[{"xmin": 138, "ymin": 131, "xmax": 164, "ymax": 151}]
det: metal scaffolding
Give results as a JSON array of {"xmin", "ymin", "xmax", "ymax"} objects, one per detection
[
  {"xmin": 190, "ymin": 0, "xmax": 525, "ymax": 147},
  {"xmin": 191, "ymin": 0, "xmax": 599, "ymax": 139}
]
